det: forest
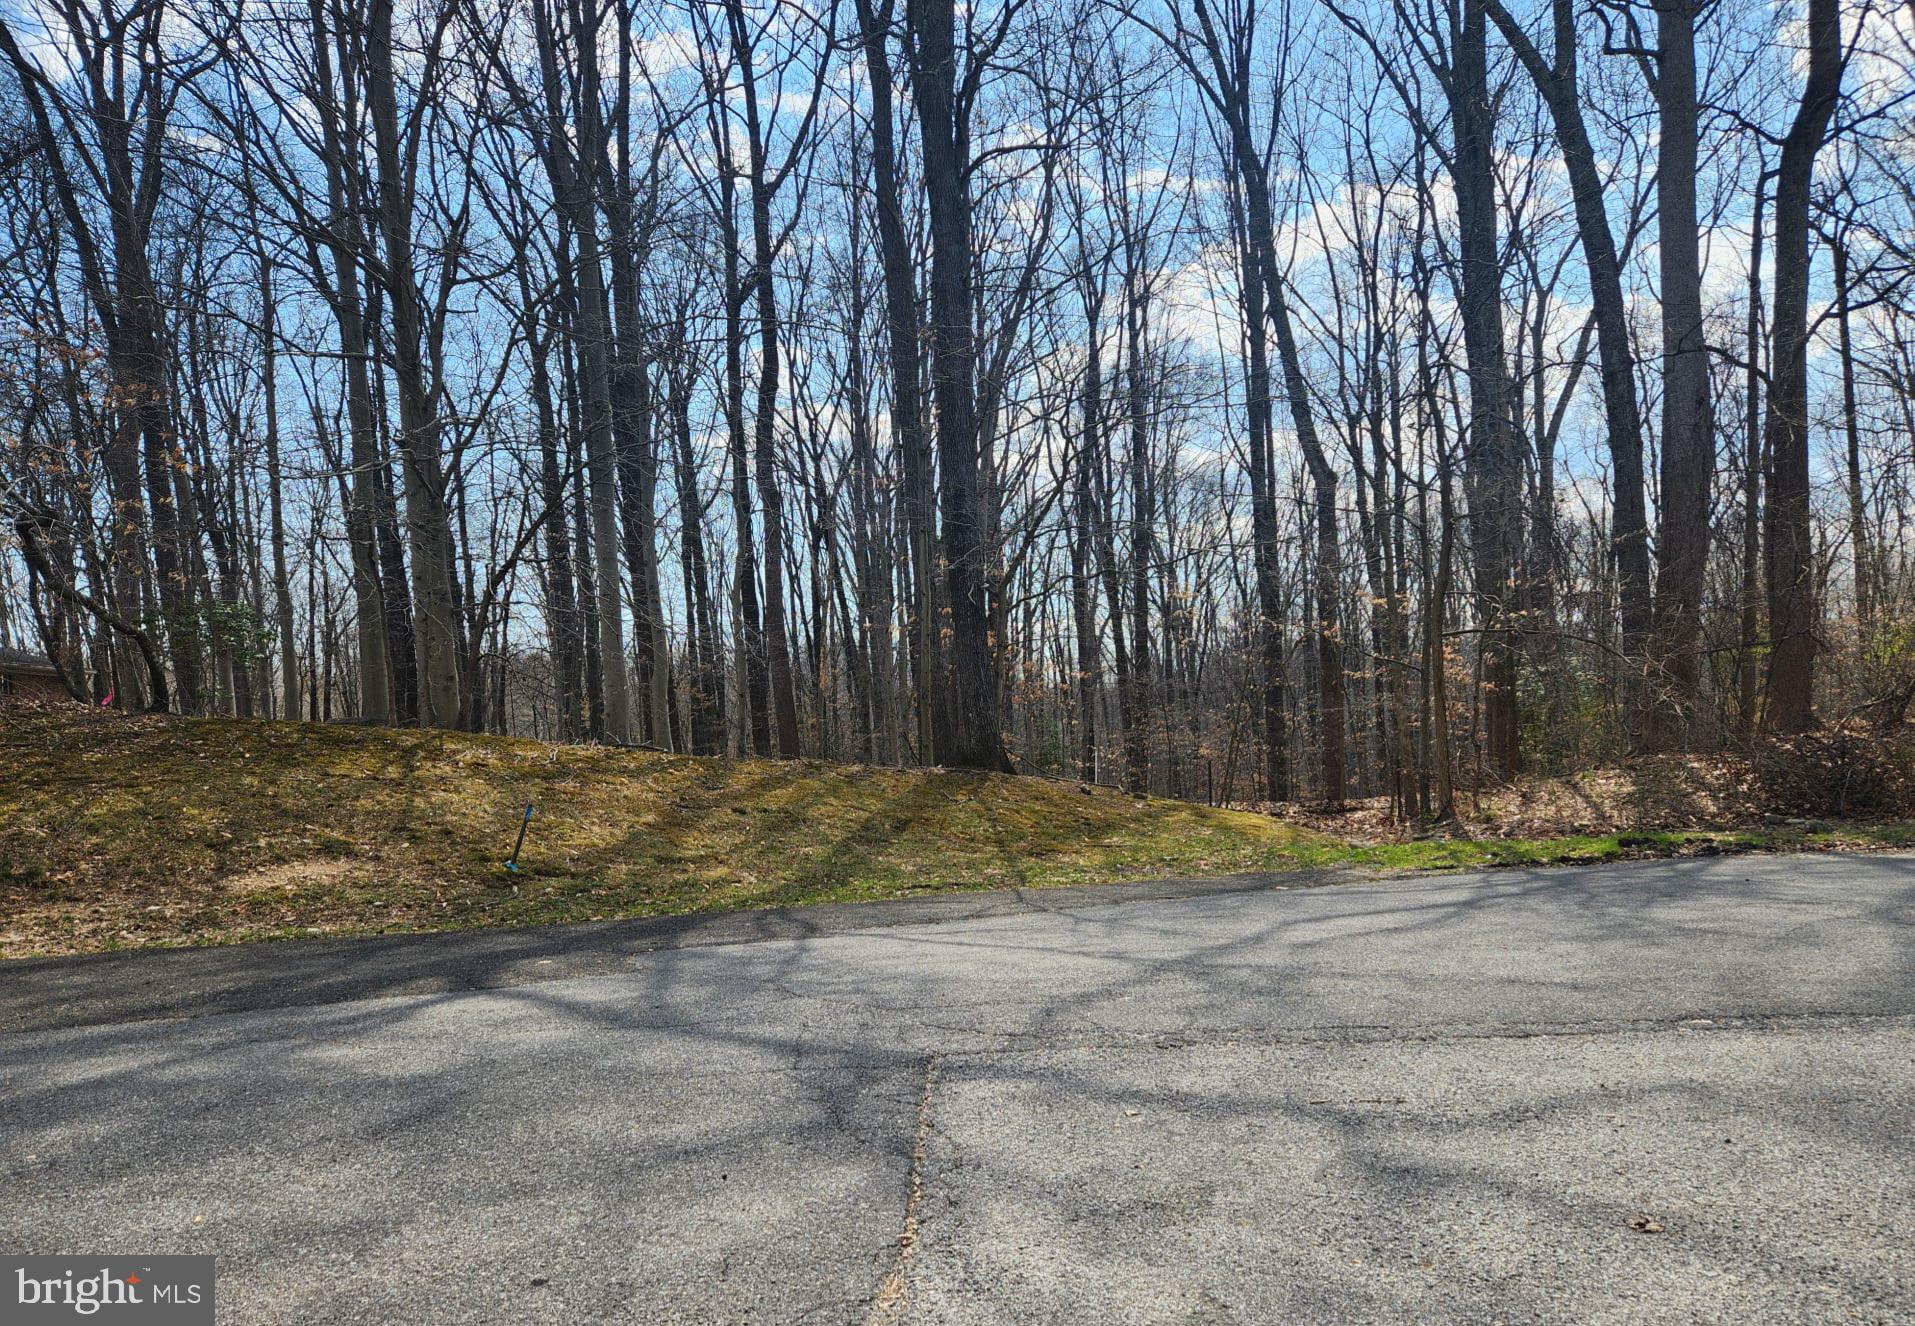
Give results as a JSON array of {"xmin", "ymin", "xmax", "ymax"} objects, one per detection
[{"xmin": 1, "ymin": 0, "xmax": 1910, "ymax": 817}]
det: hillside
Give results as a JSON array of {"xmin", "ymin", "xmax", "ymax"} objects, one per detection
[
  {"xmin": 6, "ymin": 708, "xmax": 1909, "ymax": 960},
  {"xmin": 2, "ymin": 709, "xmax": 1338, "ymax": 959}
]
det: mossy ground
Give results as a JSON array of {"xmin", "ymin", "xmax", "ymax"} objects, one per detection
[{"xmin": 3, "ymin": 708, "xmax": 1908, "ymax": 959}]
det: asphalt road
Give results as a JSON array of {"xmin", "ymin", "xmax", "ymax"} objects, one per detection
[{"xmin": 4, "ymin": 852, "xmax": 1912, "ymax": 1324}]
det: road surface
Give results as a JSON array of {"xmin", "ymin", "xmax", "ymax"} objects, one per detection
[{"xmin": 4, "ymin": 853, "xmax": 1912, "ymax": 1323}]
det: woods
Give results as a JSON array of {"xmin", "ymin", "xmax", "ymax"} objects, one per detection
[{"xmin": 2, "ymin": 0, "xmax": 1912, "ymax": 810}]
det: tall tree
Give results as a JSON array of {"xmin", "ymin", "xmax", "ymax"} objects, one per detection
[
  {"xmin": 907, "ymin": 0, "xmax": 1013, "ymax": 770},
  {"xmin": 1763, "ymin": 0, "xmax": 1843, "ymax": 732},
  {"xmin": 1483, "ymin": 0, "xmax": 1652, "ymax": 742},
  {"xmin": 361, "ymin": 0, "xmax": 466, "ymax": 727},
  {"xmin": 722, "ymin": 0, "xmax": 830, "ymax": 758},
  {"xmin": 526, "ymin": 0, "xmax": 635, "ymax": 742},
  {"xmin": 1647, "ymin": 0, "xmax": 1715, "ymax": 747},
  {"xmin": 854, "ymin": 0, "xmax": 939, "ymax": 765}
]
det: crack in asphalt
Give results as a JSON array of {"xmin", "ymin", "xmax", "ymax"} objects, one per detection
[
  {"xmin": 866, "ymin": 1054, "xmax": 942, "ymax": 1326},
  {"xmin": 844, "ymin": 1010, "xmax": 1915, "ymax": 1322}
]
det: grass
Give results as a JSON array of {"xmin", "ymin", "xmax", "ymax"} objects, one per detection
[{"xmin": 3, "ymin": 708, "xmax": 1909, "ymax": 960}]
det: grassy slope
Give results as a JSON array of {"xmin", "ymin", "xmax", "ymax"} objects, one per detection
[
  {"xmin": 3, "ymin": 709, "xmax": 1329, "ymax": 958},
  {"xmin": 4, "ymin": 709, "xmax": 1909, "ymax": 960}
]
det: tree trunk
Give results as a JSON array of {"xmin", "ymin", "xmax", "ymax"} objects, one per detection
[
  {"xmin": 665, "ymin": 354, "xmax": 725, "ymax": 754},
  {"xmin": 728, "ymin": 0, "xmax": 801, "ymax": 757},
  {"xmin": 1449, "ymin": 0, "xmax": 1523, "ymax": 776},
  {"xmin": 1649, "ymin": 0, "xmax": 1715, "ymax": 747},
  {"xmin": 532, "ymin": 321, "xmax": 584, "ymax": 740},
  {"xmin": 1832, "ymin": 236, "xmax": 1872, "ymax": 628},
  {"xmin": 306, "ymin": 0, "xmax": 394, "ymax": 724},
  {"xmin": 529, "ymin": 0, "xmax": 632, "ymax": 741},
  {"xmin": 1485, "ymin": 0, "xmax": 1652, "ymax": 744},
  {"xmin": 256, "ymin": 255, "xmax": 300, "ymax": 719},
  {"xmin": 909, "ymin": 0, "xmax": 1012, "ymax": 771},
  {"xmin": 857, "ymin": 0, "xmax": 940, "ymax": 765},
  {"xmin": 1762, "ymin": 0, "xmax": 1842, "ymax": 733},
  {"xmin": 1738, "ymin": 175, "xmax": 1767, "ymax": 738},
  {"xmin": 1122, "ymin": 278, "xmax": 1154, "ymax": 794},
  {"xmin": 365, "ymin": 0, "xmax": 463, "ymax": 728}
]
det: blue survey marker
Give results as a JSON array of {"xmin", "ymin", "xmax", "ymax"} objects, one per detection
[{"xmin": 504, "ymin": 802, "xmax": 534, "ymax": 872}]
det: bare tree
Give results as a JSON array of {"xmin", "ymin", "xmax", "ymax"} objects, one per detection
[{"xmin": 1763, "ymin": 0, "xmax": 1843, "ymax": 732}]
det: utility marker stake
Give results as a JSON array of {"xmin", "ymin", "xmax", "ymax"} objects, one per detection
[{"xmin": 505, "ymin": 802, "xmax": 534, "ymax": 873}]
